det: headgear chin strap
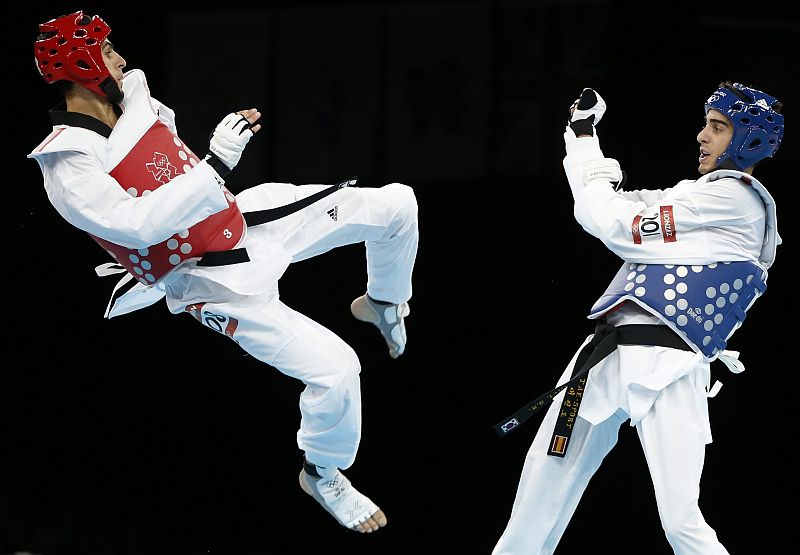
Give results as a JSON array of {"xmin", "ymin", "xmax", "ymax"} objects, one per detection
[
  {"xmin": 34, "ymin": 11, "xmax": 122, "ymax": 103},
  {"xmin": 705, "ymin": 83, "xmax": 784, "ymax": 171}
]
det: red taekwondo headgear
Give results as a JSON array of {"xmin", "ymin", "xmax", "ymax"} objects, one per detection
[{"xmin": 34, "ymin": 11, "xmax": 122, "ymax": 102}]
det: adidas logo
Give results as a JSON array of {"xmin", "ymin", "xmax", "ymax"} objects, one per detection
[{"xmin": 327, "ymin": 206, "xmax": 338, "ymax": 221}]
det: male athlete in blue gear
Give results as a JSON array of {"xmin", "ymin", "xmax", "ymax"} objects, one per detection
[{"xmin": 493, "ymin": 82, "xmax": 783, "ymax": 553}]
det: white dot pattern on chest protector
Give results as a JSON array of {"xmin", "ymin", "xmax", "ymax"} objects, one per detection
[
  {"xmin": 98, "ymin": 120, "xmax": 245, "ymax": 287},
  {"xmin": 592, "ymin": 261, "xmax": 767, "ymax": 359},
  {"xmin": 128, "ymin": 229, "xmax": 193, "ymax": 283}
]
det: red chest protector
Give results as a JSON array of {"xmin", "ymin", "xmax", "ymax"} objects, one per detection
[{"xmin": 90, "ymin": 120, "xmax": 245, "ymax": 284}]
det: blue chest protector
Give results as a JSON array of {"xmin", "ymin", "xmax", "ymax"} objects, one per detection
[{"xmin": 589, "ymin": 261, "xmax": 767, "ymax": 361}]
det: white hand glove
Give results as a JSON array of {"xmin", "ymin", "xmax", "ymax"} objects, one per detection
[
  {"xmin": 568, "ymin": 88, "xmax": 607, "ymax": 136},
  {"xmin": 581, "ymin": 157, "xmax": 623, "ymax": 188},
  {"xmin": 570, "ymin": 88, "xmax": 606, "ymax": 124},
  {"xmin": 208, "ymin": 112, "xmax": 255, "ymax": 170}
]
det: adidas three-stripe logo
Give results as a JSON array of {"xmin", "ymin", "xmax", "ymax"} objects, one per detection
[{"xmin": 327, "ymin": 206, "xmax": 338, "ymax": 221}]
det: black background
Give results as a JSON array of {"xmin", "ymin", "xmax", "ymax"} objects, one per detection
[{"xmin": 6, "ymin": 1, "xmax": 797, "ymax": 554}]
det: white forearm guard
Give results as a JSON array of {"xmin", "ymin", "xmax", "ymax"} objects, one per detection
[{"xmin": 581, "ymin": 158, "xmax": 623, "ymax": 187}]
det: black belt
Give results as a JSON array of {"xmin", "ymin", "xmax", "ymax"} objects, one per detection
[
  {"xmin": 197, "ymin": 177, "xmax": 355, "ymax": 268},
  {"xmin": 492, "ymin": 322, "xmax": 693, "ymax": 456}
]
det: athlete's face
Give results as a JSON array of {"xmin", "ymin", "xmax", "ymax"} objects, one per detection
[
  {"xmin": 101, "ymin": 39, "xmax": 126, "ymax": 89},
  {"xmin": 696, "ymin": 109, "xmax": 734, "ymax": 174}
]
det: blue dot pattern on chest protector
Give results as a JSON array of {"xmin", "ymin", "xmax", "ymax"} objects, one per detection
[{"xmin": 589, "ymin": 261, "xmax": 767, "ymax": 360}]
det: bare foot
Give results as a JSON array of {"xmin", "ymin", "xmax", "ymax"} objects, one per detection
[{"xmin": 299, "ymin": 468, "xmax": 387, "ymax": 533}]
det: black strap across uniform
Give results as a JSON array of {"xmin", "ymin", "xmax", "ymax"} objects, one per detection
[
  {"xmin": 242, "ymin": 177, "xmax": 355, "ymax": 226},
  {"xmin": 491, "ymin": 322, "xmax": 693, "ymax": 457},
  {"xmin": 197, "ymin": 177, "xmax": 355, "ymax": 267}
]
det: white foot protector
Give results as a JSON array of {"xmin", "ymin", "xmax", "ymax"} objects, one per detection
[
  {"xmin": 299, "ymin": 468, "xmax": 382, "ymax": 530},
  {"xmin": 350, "ymin": 294, "xmax": 410, "ymax": 359}
]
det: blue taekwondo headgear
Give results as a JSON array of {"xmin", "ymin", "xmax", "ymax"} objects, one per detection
[{"xmin": 705, "ymin": 82, "xmax": 784, "ymax": 171}]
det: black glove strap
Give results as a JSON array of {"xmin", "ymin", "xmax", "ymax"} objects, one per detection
[
  {"xmin": 204, "ymin": 153, "xmax": 231, "ymax": 178},
  {"xmin": 569, "ymin": 116, "xmax": 595, "ymax": 137}
]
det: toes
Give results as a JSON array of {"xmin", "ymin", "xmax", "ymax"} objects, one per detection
[
  {"xmin": 355, "ymin": 520, "xmax": 374, "ymax": 533},
  {"xmin": 354, "ymin": 520, "xmax": 373, "ymax": 533},
  {"xmin": 353, "ymin": 510, "xmax": 387, "ymax": 533}
]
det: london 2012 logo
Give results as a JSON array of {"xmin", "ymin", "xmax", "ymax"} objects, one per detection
[{"xmin": 146, "ymin": 152, "xmax": 180, "ymax": 184}]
